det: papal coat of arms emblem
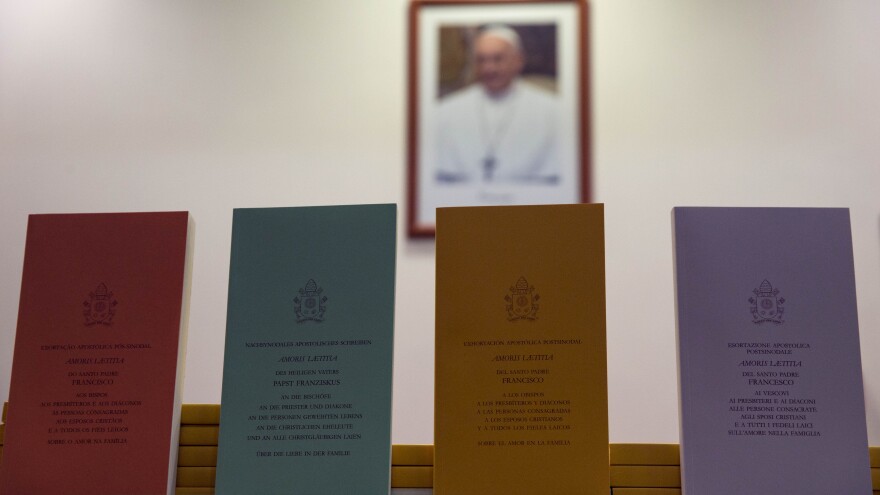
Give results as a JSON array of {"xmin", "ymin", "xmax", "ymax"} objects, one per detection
[
  {"xmin": 749, "ymin": 279, "xmax": 785, "ymax": 324},
  {"xmin": 294, "ymin": 279, "xmax": 327, "ymax": 323},
  {"xmin": 83, "ymin": 283, "xmax": 117, "ymax": 326},
  {"xmin": 505, "ymin": 276, "xmax": 539, "ymax": 321}
]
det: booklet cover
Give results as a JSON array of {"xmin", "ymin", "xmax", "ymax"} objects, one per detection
[
  {"xmin": 0, "ymin": 212, "xmax": 192, "ymax": 495},
  {"xmin": 215, "ymin": 204, "xmax": 396, "ymax": 494},
  {"xmin": 434, "ymin": 204, "xmax": 609, "ymax": 495},
  {"xmin": 673, "ymin": 207, "xmax": 871, "ymax": 494}
]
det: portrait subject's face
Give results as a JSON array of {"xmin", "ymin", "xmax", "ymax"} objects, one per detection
[{"xmin": 473, "ymin": 35, "xmax": 524, "ymax": 95}]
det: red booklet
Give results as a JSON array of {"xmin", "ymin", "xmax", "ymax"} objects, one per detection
[{"xmin": 0, "ymin": 212, "xmax": 192, "ymax": 495}]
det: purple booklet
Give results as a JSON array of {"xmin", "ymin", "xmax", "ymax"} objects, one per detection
[{"xmin": 673, "ymin": 207, "xmax": 871, "ymax": 494}]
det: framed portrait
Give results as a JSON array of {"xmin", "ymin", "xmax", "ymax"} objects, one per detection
[{"xmin": 407, "ymin": 0, "xmax": 590, "ymax": 237}]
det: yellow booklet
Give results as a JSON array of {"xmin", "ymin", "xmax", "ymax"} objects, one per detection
[
  {"xmin": 435, "ymin": 204, "xmax": 609, "ymax": 495},
  {"xmin": 174, "ymin": 488, "xmax": 215, "ymax": 495},
  {"xmin": 612, "ymin": 489, "xmax": 681, "ymax": 495},
  {"xmin": 178, "ymin": 426, "xmax": 219, "ymax": 446},
  {"xmin": 610, "ymin": 443, "xmax": 680, "ymax": 466},
  {"xmin": 610, "ymin": 465, "xmax": 681, "ymax": 488},
  {"xmin": 175, "ymin": 467, "xmax": 216, "ymax": 487},
  {"xmin": 177, "ymin": 446, "xmax": 219, "ymax": 467},
  {"xmin": 391, "ymin": 444, "xmax": 434, "ymax": 466},
  {"xmin": 180, "ymin": 404, "xmax": 220, "ymax": 425}
]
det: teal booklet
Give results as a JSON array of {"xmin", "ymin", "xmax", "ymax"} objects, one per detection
[{"xmin": 216, "ymin": 204, "xmax": 396, "ymax": 495}]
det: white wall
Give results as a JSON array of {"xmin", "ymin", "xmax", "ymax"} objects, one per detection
[{"xmin": 1, "ymin": 0, "xmax": 878, "ymax": 445}]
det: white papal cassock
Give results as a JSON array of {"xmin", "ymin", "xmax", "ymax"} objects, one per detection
[{"xmin": 435, "ymin": 80, "xmax": 560, "ymax": 184}]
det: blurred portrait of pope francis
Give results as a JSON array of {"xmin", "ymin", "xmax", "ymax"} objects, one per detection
[{"xmin": 435, "ymin": 24, "xmax": 560, "ymax": 184}]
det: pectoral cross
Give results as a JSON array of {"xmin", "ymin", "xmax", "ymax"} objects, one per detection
[{"xmin": 483, "ymin": 155, "xmax": 496, "ymax": 181}]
